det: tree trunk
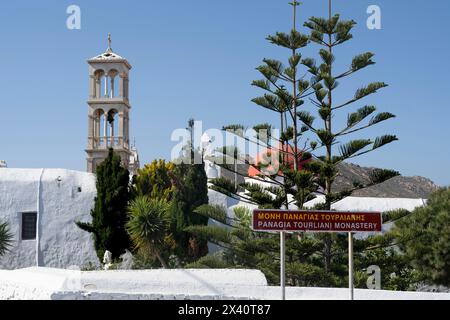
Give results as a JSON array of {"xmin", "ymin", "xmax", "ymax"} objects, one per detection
[
  {"xmin": 292, "ymin": 2, "xmax": 298, "ymax": 172},
  {"xmin": 323, "ymin": 234, "xmax": 332, "ymax": 273},
  {"xmin": 155, "ymin": 251, "xmax": 168, "ymax": 269},
  {"xmin": 323, "ymin": 0, "xmax": 334, "ymax": 273}
]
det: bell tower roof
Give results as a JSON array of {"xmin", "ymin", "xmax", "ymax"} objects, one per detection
[{"xmin": 87, "ymin": 34, "xmax": 132, "ymax": 69}]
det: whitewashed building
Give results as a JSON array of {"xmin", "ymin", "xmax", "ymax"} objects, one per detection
[{"xmin": 0, "ymin": 168, "xmax": 98, "ymax": 269}]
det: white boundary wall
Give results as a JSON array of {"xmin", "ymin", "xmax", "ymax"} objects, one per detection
[{"xmin": 1, "ymin": 268, "xmax": 449, "ymax": 300}]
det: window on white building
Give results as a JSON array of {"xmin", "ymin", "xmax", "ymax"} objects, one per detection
[{"xmin": 22, "ymin": 212, "xmax": 37, "ymax": 240}]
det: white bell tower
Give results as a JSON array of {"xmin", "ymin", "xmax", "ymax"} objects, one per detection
[{"xmin": 86, "ymin": 35, "xmax": 139, "ymax": 174}]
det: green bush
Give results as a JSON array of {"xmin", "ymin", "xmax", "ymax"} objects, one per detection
[{"xmin": 393, "ymin": 187, "xmax": 450, "ymax": 286}]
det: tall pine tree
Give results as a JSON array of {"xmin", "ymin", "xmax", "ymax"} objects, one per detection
[
  {"xmin": 299, "ymin": 0, "xmax": 398, "ymax": 271},
  {"xmin": 188, "ymin": 1, "xmax": 402, "ymax": 288}
]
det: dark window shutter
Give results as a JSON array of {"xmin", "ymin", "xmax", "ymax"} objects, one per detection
[{"xmin": 22, "ymin": 212, "xmax": 37, "ymax": 240}]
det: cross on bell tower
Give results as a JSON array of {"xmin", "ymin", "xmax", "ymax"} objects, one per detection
[{"xmin": 86, "ymin": 35, "xmax": 140, "ymax": 174}]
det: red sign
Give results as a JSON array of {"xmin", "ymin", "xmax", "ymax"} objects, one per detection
[{"xmin": 252, "ymin": 210, "xmax": 382, "ymax": 233}]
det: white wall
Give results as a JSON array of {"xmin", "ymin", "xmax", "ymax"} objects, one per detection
[
  {"xmin": 1, "ymin": 267, "xmax": 449, "ymax": 300},
  {"xmin": 0, "ymin": 169, "xmax": 98, "ymax": 269}
]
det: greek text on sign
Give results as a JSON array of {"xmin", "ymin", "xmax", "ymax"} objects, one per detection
[{"xmin": 252, "ymin": 210, "xmax": 382, "ymax": 233}]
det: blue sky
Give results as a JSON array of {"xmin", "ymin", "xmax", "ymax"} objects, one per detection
[{"xmin": 0, "ymin": 0, "xmax": 449, "ymax": 186}]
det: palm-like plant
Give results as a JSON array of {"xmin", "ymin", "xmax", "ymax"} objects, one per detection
[
  {"xmin": 126, "ymin": 196, "xmax": 170, "ymax": 268},
  {"xmin": 0, "ymin": 220, "xmax": 13, "ymax": 257}
]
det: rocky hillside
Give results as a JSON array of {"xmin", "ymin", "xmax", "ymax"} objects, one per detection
[
  {"xmin": 334, "ymin": 163, "xmax": 439, "ymax": 198},
  {"xmin": 217, "ymin": 161, "xmax": 439, "ymax": 199}
]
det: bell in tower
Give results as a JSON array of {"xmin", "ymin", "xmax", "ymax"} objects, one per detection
[{"xmin": 85, "ymin": 35, "xmax": 140, "ymax": 174}]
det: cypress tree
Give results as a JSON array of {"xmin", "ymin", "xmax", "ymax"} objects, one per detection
[
  {"xmin": 76, "ymin": 149, "xmax": 131, "ymax": 261},
  {"xmin": 171, "ymin": 161, "xmax": 209, "ymax": 260}
]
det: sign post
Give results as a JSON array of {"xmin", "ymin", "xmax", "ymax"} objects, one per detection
[
  {"xmin": 252, "ymin": 209, "xmax": 382, "ymax": 301},
  {"xmin": 280, "ymin": 231, "xmax": 285, "ymax": 300},
  {"xmin": 348, "ymin": 232, "xmax": 354, "ymax": 300}
]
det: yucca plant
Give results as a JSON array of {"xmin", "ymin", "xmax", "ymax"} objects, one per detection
[
  {"xmin": 0, "ymin": 220, "xmax": 13, "ymax": 257},
  {"xmin": 126, "ymin": 196, "xmax": 170, "ymax": 268}
]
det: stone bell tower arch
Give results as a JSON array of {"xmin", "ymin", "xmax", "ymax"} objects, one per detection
[{"xmin": 86, "ymin": 35, "xmax": 139, "ymax": 174}]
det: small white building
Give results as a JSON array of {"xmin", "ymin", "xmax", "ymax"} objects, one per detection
[{"xmin": 0, "ymin": 168, "xmax": 98, "ymax": 270}]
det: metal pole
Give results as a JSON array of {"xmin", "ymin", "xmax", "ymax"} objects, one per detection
[
  {"xmin": 280, "ymin": 231, "xmax": 286, "ymax": 300},
  {"xmin": 234, "ymin": 157, "xmax": 238, "ymax": 191},
  {"xmin": 348, "ymin": 232, "xmax": 354, "ymax": 301}
]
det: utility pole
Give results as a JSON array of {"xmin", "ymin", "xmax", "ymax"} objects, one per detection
[{"xmin": 188, "ymin": 118, "xmax": 195, "ymax": 165}]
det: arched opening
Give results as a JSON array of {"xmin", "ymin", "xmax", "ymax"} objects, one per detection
[
  {"xmin": 108, "ymin": 69, "xmax": 119, "ymax": 98},
  {"xmin": 101, "ymin": 75, "xmax": 108, "ymax": 98},
  {"xmin": 93, "ymin": 108, "xmax": 106, "ymax": 147},
  {"xmin": 107, "ymin": 109, "xmax": 119, "ymax": 147},
  {"xmin": 94, "ymin": 70, "xmax": 105, "ymax": 99}
]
